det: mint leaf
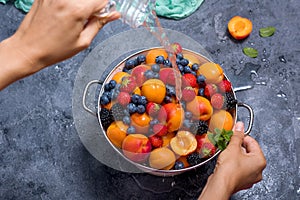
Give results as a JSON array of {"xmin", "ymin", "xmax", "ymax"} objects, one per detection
[
  {"xmin": 212, "ymin": 128, "xmax": 234, "ymax": 151},
  {"xmin": 259, "ymin": 26, "xmax": 276, "ymax": 37},
  {"xmin": 243, "ymin": 47, "xmax": 258, "ymax": 58},
  {"xmin": 207, "ymin": 132, "xmax": 216, "ymax": 145}
]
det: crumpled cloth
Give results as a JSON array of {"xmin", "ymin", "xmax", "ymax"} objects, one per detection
[
  {"xmin": 155, "ymin": 0, "xmax": 204, "ymax": 20},
  {"xmin": 0, "ymin": 0, "xmax": 33, "ymax": 13},
  {"xmin": 1, "ymin": 0, "xmax": 204, "ymax": 20}
]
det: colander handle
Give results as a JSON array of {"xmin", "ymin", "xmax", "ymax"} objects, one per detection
[
  {"xmin": 82, "ymin": 80, "xmax": 102, "ymax": 116},
  {"xmin": 237, "ymin": 102, "xmax": 254, "ymax": 135}
]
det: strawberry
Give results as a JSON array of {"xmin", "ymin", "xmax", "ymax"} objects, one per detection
[
  {"xmin": 181, "ymin": 86, "xmax": 196, "ymax": 102},
  {"xmin": 149, "ymin": 135, "xmax": 163, "ymax": 148},
  {"xmin": 120, "ymin": 76, "xmax": 137, "ymax": 93},
  {"xmin": 166, "ymin": 69, "xmax": 177, "ymax": 86},
  {"xmin": 210, "ymin": 93, "xmax": 224, "ymax": 109},
  {"xmin": 146, "ymin": 102, "xmax": 161, "ymax": 117},
  {"xmin": 195, "ymin": 134, "xmax": 207, "ymax": 151},
  {"xmin": 218, "ymin": 80, "xmax": 232, "ymax": 93},
  {"xmin": 204, "ymin": 83, "xmax": 218, "ymax": 98},
  {"xmin": 117, "ymin": 92, "xmax": 131, "ymax": 106},
  {"xmin": 199, "ymin": 142, "xmax": 216, "ymax": 158},
  {"xmin": 152, "ymin": 123, "xmax": 168, "ymax": 136},
  {"xmin": 182, "ymin": 74, "xmax": 197, "ymax": 88},
  {"xmin": 171, "ymin": 42, "xmax": 183, "ymax": 54},
  {"xmin": 157, "ymin": 106, "xmax": 167, "ymax": 123}
]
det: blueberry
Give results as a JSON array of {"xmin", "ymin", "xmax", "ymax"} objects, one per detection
[
  {"xmin": 153, "ymin": 72, "xmax": 160, "ymax": 79},
  {"xmin": 166, "ymin": 84, "xmax": 176, "ymax": 96},
  {"xmin": 137, "ymin": 55, "xmax": 146, "ymax": 64},
  {"xmin": 163, "ymin": 59, "xmax": 172, "ymax": 67},
  {"xmin": 197, "ymin": 75, "xmax": 206, "ymax": 87},
  {"xmin": 122, "ymin": 115, "xmax": 131, "ymax": 125},
  {"xmin": 111, "ymin": 89, "xmax": 119, "ymax": 100},
  {"xmin": 191, "ymin": 71, "xmax": 197, "ymax": 76},
  {"xmin": 176, "ymin": 53, "xmax": 183, "ymax": 60},
  {"xmin": 103, "ymin": 91, "xmax": 112, "ymax": 101},
  {"xmin": 177, "ymin": 64, "xmax": 184, "ymax": 72},
  {"xmin": 150, "ymin": 119, "xmax": 159, "ymax": 126},
  {"xmin": 122, "ymin": 68, "xmax": 129, "ymax": 73},
  {"xmin": 104, "ymin": 83, "xmax": 111, "ymax": 91},
  {"xmin": 191, "ymin": 63, "xmax": 199, "ymax": 71},
  {"xmin": 127, "ymin": 103, "xmax": 137, "ymax": 114},
  {"xmin": 185, "ymin": 111, "xmax": 193, "ymax": 119},
  {"xmin": 138, "ymin": 96, "xmax": 148, "ymax": 105},
  {"xmin": 144, "ymin": 70, "xmax": 154, "ymax": 79},
  {"xmin": 174, "ymin": 161, "xmax": 185, "ymax": 170},
  {"xmin": 127, "ymin": 126, "xmax": 136, "ymax": 134},
  {"xmin": 183, "ymin": 119, "xmax": 192, "ymax": 129},
  {"xmin": 125, "ymin": 59, "xmax": 136, "ymax": 70},
  {"xmin": 180, "ymin": 58, "xmax": 189, "ymax": 66},
  {"xmin": 155, "ymin": 56, "xmax": 165, "ymax": 64},
  {"xmin": 151, "ymin": 64, "xmax": 160, "ymax": 73},
  {"xmin": 131, "ymin": 94, "xmax": 140, "ymax": 104},
  {"xmin": 100, "ymin": 95, "xmax": 110, "ymax": 105},
  {"xmin": 198, "ymin": 88, "xmax": 205, "ymax": 96},
  {"xmin": 164, "ymin": 96, "xmax": 172, "ymax": 103},
  {"xmin": 136, "ymin": 105, "xmax": 146, "ymax": 114},
  {"xmin": 183, "ymin": 66, "xmax": 192, "ymax": 73},
  {"xmin": 109, "ymin": 80, "xmax": 117, "ymax": 89}
]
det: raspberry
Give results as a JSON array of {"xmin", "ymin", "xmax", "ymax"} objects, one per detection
[
  {"xmin": 211, "ymin": 93, "xmax": 224, "ymax": 109},
  {"xmin": 218, "ymin": 80, "xmax": 232, "ymax": 93}
]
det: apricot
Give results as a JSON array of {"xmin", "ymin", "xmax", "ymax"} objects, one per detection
[
  {"xmin": 130, "ymin": 113, "xmax": 151, "ymax": 134},
  {"xmin": 197, "ymin": 62, "xmax": 224, "ymax": 84},
  {"xmin": 209, "ymin": 110, "xmax": 234, "ymax": 132},
  {"xmin": 177, "ymin": 156, "xmax": 190, "ymax": 168},
  {"xmin": 186, "ymin": 96, "xmax": 213, "ymax": 121},
  {"xmin": 122, "ymin": 134, "xmax": 152, "ymax": 163},
  {"xmin": 162, "ymin": 132, "xmax": 176, "ymax": 147},
  {"xmin": 146, "ymin": 49, "xmax": 168, "ymax": 64},
  {"xmin": 170, "ymin": 131, "xmax": 197, "ymax": 156},
  {"xmin": 183, "ymin": 53, "xmax": 200, "ymax": 67},
  {"xmin": 106, "ymin": 121, "xmax": 128, "ymax": 148},
  {"xmin": 161, "ymin": 103, "xmax": 184, "ymax": 132},
  {"xmin": 141, "ymin": 79, "xmax": 166, "ymax": 104},
  {"xmin": 111, "ymin": 71, "xmax": 130, "ymax": 84},
  {"xmin": 228, "ymin": 16, "xmax": 253, "ymax": 40},
  {"xmin": 149, "ymin": 147, "xmax": 176, "ymax": 170}
]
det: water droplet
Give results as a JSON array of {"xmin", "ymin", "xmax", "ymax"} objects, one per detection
[
  {"xmin": 264, "ymin": 64, "xmax": 270, "ymax": 68},
  {"xmin": 297, "ymin": 187, "xmax": 300, "ymax": 194},
  {"xmin": 279, "ymin": 55, "xmax": 287, "ymax": 63},
  {"xmin": 249, "ymin": 42, "xmax": 255, "ymax": 46},
  {"xmin": 263, "ymin": 48, "xmax": 267, "ymax": 53},
  {"xmin": 239, "ymin": 60, "xmax": 244, "ymax": 64},
  {"xmin": 171, "ymin": 181, "xmax": 176, "ymax": 187},
  {"xmin": 276, "ymin": 90, "xmax": 287, "ymax": 100},
  {"xmin": 279, "ymin": 72, "xmax": 283, "ymax": 77},
  {"xmin": 261, "ymin": 58, "xmax": 267, "ymax": 62}
]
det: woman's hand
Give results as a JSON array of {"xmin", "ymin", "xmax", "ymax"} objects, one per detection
[
  {"xmin": 199, "ymin": 122, "xmax": 267, "ymax": 200},
  {"xmin": 0, "ymin": 0, "xmax": 120, "ymax": 90}
]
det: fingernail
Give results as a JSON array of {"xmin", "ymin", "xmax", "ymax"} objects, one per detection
[{"xmin": 235, "ymin": 121, "xmax": 244, "ymax": 132}]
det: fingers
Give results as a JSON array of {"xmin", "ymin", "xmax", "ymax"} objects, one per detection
[
  {"xmin": 228, "ymin": 121, "xmax": 245, "ymax": 147},
  {"xmin": 243, "ymin": 136, "xmax": 267, "ymax": 170}
]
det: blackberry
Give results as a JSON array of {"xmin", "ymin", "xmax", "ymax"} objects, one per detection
[
  {"xmin": 224, "ymin": 92, "xmax": 238, "ymax": 110},
  {"xmin": 111, "ymin": 103, "xmax": 126, "ymax": 121},
  {"xmin": 187, "ymin": 152, "xmax": 204, "ymax": 166},
  {"xmin": 99, "ymin": 108, "xmax": 114, "ymax": 130},
  {"xmin": 190, "ymin": 120, "xmax": 208, "ymax": 135}
]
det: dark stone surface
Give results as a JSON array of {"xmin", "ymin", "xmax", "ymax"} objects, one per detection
[{"xmin": 0, "ymin": 0, "xmax": 299, "ymax": 200}]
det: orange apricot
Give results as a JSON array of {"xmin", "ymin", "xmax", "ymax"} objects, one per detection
[
  {"xmin": 186, "ymin": 96, "xmax": 213, "ymax": 121},
  {"xmin": 131, "ymin": 113, "xmax": 151, "ymax": 134},
  {"xmin": 228, "ymin": 16, "xmax": 253, "ymax": 40},
  {"xmin": 141, "ymin": 79, "xmax": 166, "ymax": 104},
  {"xmin": 197, "ymin": 62, "xmax": 224, "ymax": 84},
  {"xmin": 209, "ymin": 110, "xmax": 234, "ymax": 132},
  {"xmin": 106, "ymin": 121, "xmax": 128, "ymax": 148},
  {"xmin": 111, "ymin": 71, "xmax": 130, "ymax": 84},
  {"xmin": 146, "ymin": 49, "xmax": 168, "ymax": 64},
  {"xmin": 149, "ymin": 147, "xmax": 176, "ymax": 170},
  {"xmin": 170, "ymin": 131, "xmax": 197, "ymax": 156}
]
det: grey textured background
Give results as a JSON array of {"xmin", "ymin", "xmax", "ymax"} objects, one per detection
[{"xmin": 0, "ymin": 0, "xmax": 299, "ymax": 199}]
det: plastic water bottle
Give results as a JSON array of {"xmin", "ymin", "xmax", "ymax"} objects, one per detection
[{"xmin": 98, "ymin": 0, "xmax": 155, "ymax": 28}]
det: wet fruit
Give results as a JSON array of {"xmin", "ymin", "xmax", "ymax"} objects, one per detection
[
  {"xmin": 197, "ymin": 62, "xmax": 224, "ymax": 84},
  {"xmin": 107, "ymin": 121, "xmax": 128, "ymax": 148},
  {"xmin": 186, "ymin": 96, "xmax": 213, "ymax": 121},
  {"xmin": 170, "ymin": 131, "xmax": 197, "ymax": 156},
  {"xmin": 149, "ymin": 147, "xmax": 176, "ymax": 170},
  {"xmin": 111, "ymin": 71, "xmax": 130, "ymax": 84},
  {"xmin": 141, "ymin": 79, "xmax": 166, "ymax": 104},
  {"xmin": 130, "ymin": 113, "xmax": 151, "ymax": 134},
  {"xmin": 146, "ymin": 49, "xmax": 168, "ymax": 64},
  {"xmin": 209, "ymin": 110, "xmax": 234, "ymax": 131}
]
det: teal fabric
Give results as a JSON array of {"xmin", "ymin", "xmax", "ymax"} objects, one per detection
[
  {"xmin": 0, "ymin": 0, "xmax": 33, "ymax": 13},
  {"xmin": 155, "ymin": 0, "xmax": 204, "ymax": 20},
  {"xmin": 14, "ymin": 0, "xmax": 33, "ymax": 12}
]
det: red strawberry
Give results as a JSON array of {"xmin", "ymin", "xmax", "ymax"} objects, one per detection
[
  {"xmin": 171, "ymin": 42, "xmax": 183, "ymax": 54},
  {"xmin": 157, "ymin": 106, "xmax": 167, "ymax": 123},
  {"xmin": 152, "ymin": 123, "xmax": 168, "ymax": 136},
  {"xmin": 146, "ymin": 102, "xmax": 161, "ymax": 117},
  {"xmin": 117, "ymin": 92, "xmax": 131, "ymax": 106},
  {"xmin": 195, "ymin": 134, "xmax": 207, "ymax": 151},
  {"xmin": 210, "ymin": 93, "xmax": 224, "ymax": 109},
  {"xmin": 218, "ymin": 80, "xmax": 232, "ymax": 93},
  {"xmin": 182, "ymin": 74, "xmax": 197, "ymax": 88},
  {"xmin": 149, "ymin": 135, "xmax": 163, "ymax": 148},
  {"xmin": 120, "ymin": 76, "xmax": 137, "ymax": 93},
  {"xmin": 181, "ymin": 87, "xmax": 196, "ymax": 102},
  {"xmin": 204, "ymin": 83, "xmax": 218, "ymax": 98},
  {"xmin": 199, "ymin": 142, "xmax": 216, "ymax": 158}
]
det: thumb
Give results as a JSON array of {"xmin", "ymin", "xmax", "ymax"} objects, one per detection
[{"xmin": 228, "ymin": 121, "xmax": 245, "ymax": 147}]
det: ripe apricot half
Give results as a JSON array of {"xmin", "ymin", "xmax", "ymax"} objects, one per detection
[
  {"xmin": 170, "ymin": 131, "xmax": 197, "ymax": 156},
  {"xmin": 228, "ymin": 16, "xmax": 253, "ymax": 40}
]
